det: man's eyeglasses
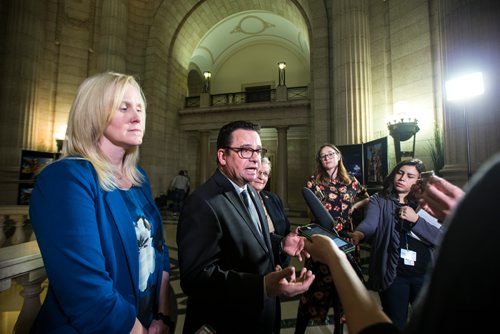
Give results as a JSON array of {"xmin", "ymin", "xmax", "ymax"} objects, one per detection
[
  {"xmin": 225, "ymin": 147, "xmax": 268, "ymax": 159},
  {"xmin": 319, "ymin": 152, "xmax": 338, "ymax": 161}
]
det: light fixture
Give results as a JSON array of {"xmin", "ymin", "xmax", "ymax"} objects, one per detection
[
  {"xmin": 277, "ymin": 62, "xmax": 286, "ymax": 86},
  {"xmin": 387, "ymin": 102, "xmax": 419, "ymax": 162},
  {"xmin": 54, "ymin": 125, "xmax": 67, "ymax": 153},
  {"xmin": 203, "ymin": 71, "xmax": 211, "ymax": 93},
  {"xmin": 445, "ymin": 71, "xmax": 484, "ymax": 179},
  {"xmin": 445, "ymin": 72, "xmax": 484, "ymax": 101},
  {"xmin": 55, "ymin": 139, "xmax": 64, "ymax": 153}
]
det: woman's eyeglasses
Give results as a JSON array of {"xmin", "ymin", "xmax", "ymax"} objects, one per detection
[{"xmin": 319, "ymin": 152, "xmax": 337, "ymax": 161}]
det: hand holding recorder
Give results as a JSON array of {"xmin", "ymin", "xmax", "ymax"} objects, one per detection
[{"xmin": 414, "ymin": 171, "xmax": 465, "ymax": 221}]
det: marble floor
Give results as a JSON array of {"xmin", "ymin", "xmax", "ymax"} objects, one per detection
[{"xmin": 0, "ymin": 213, "xmax": 365, "ymax": 334}]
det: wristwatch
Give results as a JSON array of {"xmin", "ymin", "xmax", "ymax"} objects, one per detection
[{"xmin": 155, "ymin": 312, "xmax": 175, "ymax": 331}]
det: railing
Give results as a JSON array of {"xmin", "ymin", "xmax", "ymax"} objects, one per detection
[
  {"xmin": 0, "ymin": 206, "xmax": 179, "ymax": 333},
  {"xmin": 0, "ymin": 206, "xmax": 33, "ymax": 247},
  {"xmin": 184, "ymin": 85, "xmax": 308, "ymax": 108},
  {"xmin": 287, "ymin": 86, "xmax": 309, "ymax": 100},
  {"xmin": 0, "ymin": 206, "xmax": 45, "ymax": 334}
]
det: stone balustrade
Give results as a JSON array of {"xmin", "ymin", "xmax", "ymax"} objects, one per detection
[
  {"xmin": 0, "ymin": 205, "xmax": 33, "ymax": 247},
  {"xmin": 0, "ymin": 206, "xmax": 178, "ymax": 333},
  {"xmin": 0, "ymin": 206, "xmax": 44, "ymax": 334}
]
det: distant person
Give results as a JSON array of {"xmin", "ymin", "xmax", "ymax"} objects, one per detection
[
  {"xmin": 29, "ymin": 72, "xmax": 173, "ymax": 333},
  {"xmin": 349, "ymin": 159, "xmax": 442, "ymax": 329},
  {"xmin": 295, "ymin": 143, "xmax": 369, "ymax": 334},
  {"xmin": 169, "ymin": 169, "xmax": 190, "ymax": 216},
  {"xmin": 177, "ymin": 120, "xmax": 315, "ymax": 334},
  {"xmin": 250, "ymin": 156, "xmax": 291, "ymax": 267}
]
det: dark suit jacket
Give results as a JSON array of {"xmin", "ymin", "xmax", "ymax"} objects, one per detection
[
  {"xmin": 177, "ymin": 169, "xmax": 279, "ymax": 334},
  {"xmin": 261, "ymin": 190, "xmax": 292, "ymax": 267}
]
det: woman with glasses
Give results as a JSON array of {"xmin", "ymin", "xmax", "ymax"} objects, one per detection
[
  {"xmin": 295, "ymin": 143, "xmax": 369, "ymax": 334},
  {"xmin": 250, "ymin": 156, "xmax": 292, "ymax": 267},
  {"xmin": 349, "ymin": 159, "xmax": 442, "ymax": 330}
]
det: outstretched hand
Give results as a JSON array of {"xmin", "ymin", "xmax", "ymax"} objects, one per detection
[
  {"xmin": 282, "ymin": 228, "xmax": 310, "ymax": 262},
  {"xmin": 414, "ymin": 175, "xmax": 465, "ymax": 221},
  {"xmin": 265, "ymin": 266, "xmax": 315, "ymax": 298},
  {"xmin": 303, "ymin": 234, "xmax": 341, "ymax": 264},
  {"xmin": 347, "ymin": 231, "xmax": 364, "ymax": 246}
]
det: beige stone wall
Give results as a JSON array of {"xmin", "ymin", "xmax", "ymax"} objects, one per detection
[
  {"xmin": 2, "ymin": 0, "xmax": 499, "ymax": 207},
  {"xmin": 368, "ymin": 0, "xmax": 438, "ymax": 170}
]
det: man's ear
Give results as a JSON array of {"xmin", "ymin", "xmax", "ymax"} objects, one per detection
[{"xmin": 217, "ymin": 149, "xmax": 226, "ymax": 166}]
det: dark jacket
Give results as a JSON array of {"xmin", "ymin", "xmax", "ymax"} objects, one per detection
[
  {"xmin": 356, "ymin": 193, "xmax": 441, "ymax": 291},
  {"xmin": 261, "ymin": 190, "xmax": 291, "ymax": 267},
  {"xmin": 177, "ymin": 169, "xmax": 278, "ymax": 334}
]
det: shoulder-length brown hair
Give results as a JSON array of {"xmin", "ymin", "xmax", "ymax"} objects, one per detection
[{"xmin": 313, "ymin": 143, "xmax": 352, "ymax": 185}]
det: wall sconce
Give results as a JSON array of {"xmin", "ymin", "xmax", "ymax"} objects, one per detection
[
  {"xmin": 277, "ymin": 62, "xmax": 286, "ymax": 86},
  {"xmin": 445, "ymin": 71, "xmax": 484, "ymax": 179},
  {"xmin": 54, "ymin": 125, "xmax": 67, "ymax": 153},
  {"xmin": 56, "ymin": 139, "xmax": 64, "ymax": 153},
  {"xmin": 387, "ymin": 110, "xmax": 419, "ymax": 162},
  {"xmin": 203, "ymin": 71, "xmax": 211, "ymax": 93}
]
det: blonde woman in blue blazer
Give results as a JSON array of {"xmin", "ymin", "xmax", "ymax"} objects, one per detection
[{"xmin": 30, "ymin": 72, "xmax": 172, "ymax": 333}]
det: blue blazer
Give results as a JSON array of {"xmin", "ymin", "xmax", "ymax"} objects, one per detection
[{"xmin": 29, "ymin": 157, "xmax": 169, "ymax": 333}]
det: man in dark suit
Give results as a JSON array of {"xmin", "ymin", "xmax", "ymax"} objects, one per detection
[{"xmin": 177, "ymin": 120, "xmax": 314, "ymax": 334}]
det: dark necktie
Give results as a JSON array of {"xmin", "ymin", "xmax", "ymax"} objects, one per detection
[
  {"xmin": 241, "ymin": 189, "xmax": 250, "ymax": 209},
  {"xmin": 241, "ymin": 190, "xmax": 262, "ymax": 235}
]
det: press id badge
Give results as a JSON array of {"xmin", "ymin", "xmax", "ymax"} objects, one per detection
[{"xmin": 400, "ymin": 249, "xmax": 417, "ymax": 266}]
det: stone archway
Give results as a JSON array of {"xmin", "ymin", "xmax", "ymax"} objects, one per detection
[{"xmin": 141, "ymin": 0, "xmax": 328, "ymax": 196}]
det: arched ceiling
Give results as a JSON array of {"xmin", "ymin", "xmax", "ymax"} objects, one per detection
[{"xmin": 190, "ymin": 10, "xmax": 310, "ymax": 73}]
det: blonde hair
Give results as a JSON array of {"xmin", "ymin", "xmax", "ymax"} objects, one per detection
[{"xmin": 63, "ymin": 72, "xmax": 146, "ymax": 191}]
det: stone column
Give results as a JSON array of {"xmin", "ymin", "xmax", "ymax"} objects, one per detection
[
  {"xmin": 0, "ymin": 0, "xmax": 45, "ymax": 204},
  {"xmin": 97, "ymin": 0, "xmax": 127, "ymax": 72},
  {"xmin": 439, "ymin": 0, "xmax": 500, "ymax": 186},
  {"xmin": 199, "ymin": 131, "xmax": 210, "ymax": 184},
  {"xmin": 276, "ymin": 127, "xmax": 289, "ymax": 210},
  {"xmin": 331, "ymin": 0, "xmax": 371, "ymax": 144}
]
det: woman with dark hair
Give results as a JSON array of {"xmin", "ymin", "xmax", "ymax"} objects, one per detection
[
  {"xmin": 349, "ymin": 159, "xmax": 442, "ymax": 330},
  {"xmin": 295, "ymin": 143, "xmax": 369, "ymax": 334}
]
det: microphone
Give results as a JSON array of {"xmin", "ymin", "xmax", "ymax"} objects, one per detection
[
  {"xmin": 302, "ymin": 187, "xmax": 339, "ymax": 235},
  {"xmin": 302, "ymin": 187, "xmax": 365, "ymax": 281}
]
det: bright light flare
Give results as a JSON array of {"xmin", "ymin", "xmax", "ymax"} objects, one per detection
[{"xmin": 446, "ymin": 72, "xmax": 484, "ymax": 101}]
